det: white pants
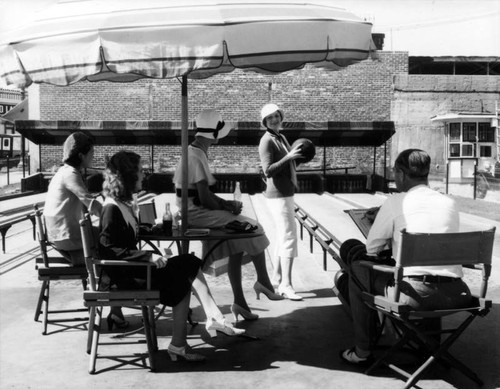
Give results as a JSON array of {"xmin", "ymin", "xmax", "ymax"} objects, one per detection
[{"xmin": 267, "ymin": 196, "xmax": 298, "ymax": 259}]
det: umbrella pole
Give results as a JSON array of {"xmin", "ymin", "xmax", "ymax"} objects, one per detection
[{"xmin": 181, "ymin": 75, "xmax": 189, "ymax": 253}]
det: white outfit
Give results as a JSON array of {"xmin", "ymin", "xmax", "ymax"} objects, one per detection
[
  {"xmin": 366, "ymin": 185, "xmax": 462, "ymax": 277},
  {"xmin": 173, "ymin": 145, "xmax": 269, "ymax": 269},
  {"xmin": 259, "ymin": 130, "xmax": 298, "ymax": 259},
  {"xmin": 267, "ymin": 196, "xmax": 298, "ymax": 258}
]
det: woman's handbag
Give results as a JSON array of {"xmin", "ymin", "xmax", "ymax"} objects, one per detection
[{"xmin": 224, "ymin": 220, "xmax": 257, "ymax": 233}]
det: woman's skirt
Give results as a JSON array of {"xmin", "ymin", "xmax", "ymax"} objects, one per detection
[
  {"xmin": 266, "ymin": 196, "xmax": 298, "ymax": 258},
  {"xmin": 105, "ymin": 253, "xmax": 201, "ymax": 307},
  {"xmin": 187, "ymin": 205, "xmax": 270, "ymax": 271}
]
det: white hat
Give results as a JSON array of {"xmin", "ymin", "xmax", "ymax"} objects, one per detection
[
  {"xmin": 261, "ymin": 103, "xmax": 284, "ymax": 127},
  {"xmin": 195, "ymin": 109, "xmax": 233, "ymax": 140}
]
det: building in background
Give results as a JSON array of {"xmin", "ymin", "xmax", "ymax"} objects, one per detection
[
  {"xmin": 0, "ymin": 89, "xmax": 25, "ymax": 166},
  {"xmin": 11, "ymin": 50, "xmax": 499, "ymax": 194}
]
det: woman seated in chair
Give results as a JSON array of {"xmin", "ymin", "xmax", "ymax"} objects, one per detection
[
  {"xmin": 173, "ymin": 109, "xmax": 282, "ymax": 334},
  {"xmin": 99, "ymin": 150, "xmax": 205, "ymax": 362},
  {"xmin": 44, "ymin": 132, "xmax": 130, "ymax": 329},
  {"xmin": 44, "ymin": 132, "xmax": 102, "ymax": 266}
]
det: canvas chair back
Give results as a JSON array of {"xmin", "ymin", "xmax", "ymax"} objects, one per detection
[
  {"xmin": 393, "ymin": 227, "xmax": 496, "ymax": 301},
  {"xmin": 80, "ymin": 214, "xmax": 98, "ymax": 291},
  {"xmin": 139, "ymin": 200, "xmax": 156, "ymax": 226},
  {"xmin": 34, "ymin": 208, "xmax": 50, "ymax": 267}
]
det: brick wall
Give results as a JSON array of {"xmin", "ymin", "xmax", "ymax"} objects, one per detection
[{"xmin": 38, "ymin": 52, "xmax": 408, "ymax": 174}]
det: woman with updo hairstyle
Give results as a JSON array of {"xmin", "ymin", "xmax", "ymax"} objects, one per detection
[
  {"xmin": 44, "ymin": 132, "xmax": 102, "ymax": 266},
  {"xmin": 99, "ymin": 150, "xmax": 205, "ymax": 362}
]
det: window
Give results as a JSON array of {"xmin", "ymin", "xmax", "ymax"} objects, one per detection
[
  {"xmin": 462, "ymin": 123, "xmax": 476, "ymax": 141},
  {"xmin": 449, "ymin": 123, "xmax": 461, "ymax": 141},
  {"xmin": 409, "ymin": 58, "xmax": 500, "ymax": 75},
  {"xmin": 478, "ymin": 123, "xmax": 494, "ymax": 142},
  {"xmin": 450, "ymin": 144, "xmax": 460, "ymax": 157},
  {"xmin": 447, "ymin": 120, "xmax": 495, "ymax": 159},
  {"xmin": 480, "ymin": 145, "xmax": 492, "ymax": 157},
  {"xmin": 462, "ymin": 144, "xmax": 474, "ymax": 157}
]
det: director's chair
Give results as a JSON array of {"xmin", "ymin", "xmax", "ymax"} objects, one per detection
[{"xmin": 360, "ymin": 227, "xmax": 495, "ymax": 388}]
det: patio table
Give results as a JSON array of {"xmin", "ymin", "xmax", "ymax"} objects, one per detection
[{"xmin": 139, "ymin": 227, "xmax": 264, "ymax": 267}]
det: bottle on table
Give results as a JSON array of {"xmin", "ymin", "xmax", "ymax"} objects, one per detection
[
  {"xmin": 162, "ymin": 202, "xmax": 173, "ymax": 236},
  {"xmin": 172, "ymin": 210, "xmax": 181, "ymax": 230},
  {"xmin": 234, "ymin": 181, "xmax": 242, "ymax": 202}
]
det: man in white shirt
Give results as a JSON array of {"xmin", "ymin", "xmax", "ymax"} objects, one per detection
[{"xmin": 339, "ymin": 149, "xmax": 473, "ymax": 366}]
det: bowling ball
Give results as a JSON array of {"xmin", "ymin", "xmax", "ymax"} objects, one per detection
[{"xmin": 291, "ymin": 138, "xmax": 315, "ymax": 164}]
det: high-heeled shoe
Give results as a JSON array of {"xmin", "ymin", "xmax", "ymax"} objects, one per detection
[
  {"xmin": 254, "ymin": 281, "xmax": 284, "ymax": 300},
  {"xmin": 205, "ymin": 317, "xmax": 246, "ymax": 337},
  {"xmin": 167, "ymin": 344, "xmax": 206, "ymax": 362},
  {"xmin": 231, "ymin": 304, "xmax": 259, "ymax": 322},
  {"xmin": 107, "ymin": 313, "xmax": 130, "ymax": 331},
  {"xmin": 278, "ymin": 285, "xmax": 303, "ymax": 301}
]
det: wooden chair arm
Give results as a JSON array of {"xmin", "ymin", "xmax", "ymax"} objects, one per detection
[
  {"xmin": 94, "ymin": 259, "xmax": 156, "ymax": 290},
  {"xmin": 358, "ymin": 260, "xmax": 395, "ymax": 274},
  {"xmin": 362, "ymin": 292, "xmax": 412, "ymax": 314},
  {"xmin": 463, "ymin": 264, "xmax": 483, "ymax": 270},
  {"xmin": 94, "ymin": 259, "xmax": 156, "ymax": 267},
  {"xmin": 471, "ymin": 295, "xmax": 492, "ymax": 310}
]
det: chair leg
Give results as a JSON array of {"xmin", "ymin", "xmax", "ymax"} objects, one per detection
[
  {"xmin": 366, "ymin": 329, "xmax": 411, "ymax": 375},
  {"xmin": 440, "ymin": 351, "xmax": 483, "ymax": 386},
  {"xmin": 148, "ymin": 306, "xmax": 158, "ymax": 351},
  {"xmin": 404, "ymin": 355, "xmax": 437, "ymax": 389},
  {"xmin": 405, "ymin": 350, "xmax": 482, "ymax": 389},
  {"xmin": 42, "ymin": 281, "xmax": 50, "ymax": 335},
  {"xmin": 141, "ymin": 306, "xmax": 157, "ymax": 372},
  {"xmin": 86, "ymin": 306, "xmax": 96, "ymax": 355},
  {"xmin": 34, "ymin": 280, "xmax": 48, "ymax": 322},
  {"xmin": 88, "ymin": 306, "xmax": 102, "ymax": 374},
  {"xmin": 423, "ymin": 315, "xmax": 483, "ymax": 386},
  {"xmin": 384, "ymin": 314, "xmax": 484, "ymax": 389}
]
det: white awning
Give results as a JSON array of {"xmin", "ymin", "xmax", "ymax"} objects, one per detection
[
  {"xmin": 431, "ymin": 112, "xmax": 497, "ymax": 122},
  {"xmin": 0, "ymin": 98, "xmax": 29, "ymax": 123}
]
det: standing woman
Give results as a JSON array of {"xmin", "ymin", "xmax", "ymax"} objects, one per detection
[
  {"xmin": 259, "ymin": 103, "xmax": 304, "ymax": 300},
  {"xmin": 44, "ymin": 132, "xmax": 102, "ymax": 266},
  {"xmin": 99, "ymin": 151, "xmax": 205, "ymax": 362}
]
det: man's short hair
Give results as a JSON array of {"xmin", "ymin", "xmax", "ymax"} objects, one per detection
[{"xmin": 395, "ymin": 149, "xmax": 430, "ymax": 179}]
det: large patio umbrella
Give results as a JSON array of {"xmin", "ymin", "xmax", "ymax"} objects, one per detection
[{"xmin": 0, "ymin": 0, "xmax": 374, "ymax": 236}]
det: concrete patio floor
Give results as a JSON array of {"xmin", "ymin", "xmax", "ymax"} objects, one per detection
[{"xmin": 1, "ymin": 193, "xmax": 499, "ymax": 389}]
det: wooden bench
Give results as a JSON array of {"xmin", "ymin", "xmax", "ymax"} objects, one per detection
[
  {"xmin": 0, "ymin": 191, "xmax": 155, "ymax": 254},
  {"xmin": 294, "ymin": 203, "xmax": 346, "ymax": 271},
  {"xmin": 0, "ymin": 206, "xmax": 42, "ymax": 253}
]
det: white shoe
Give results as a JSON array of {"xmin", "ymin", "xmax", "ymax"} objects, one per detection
[
  {"xmin": 278, "ymin": 285, "xmax": 303, "ymax": 301},
  {"xmin": 205, "ymin": 317, "xmax": 246, "ymax": 337},
  {"xmin": 271, "ymin": 277, "xmax": 281, "ymax": 288}
]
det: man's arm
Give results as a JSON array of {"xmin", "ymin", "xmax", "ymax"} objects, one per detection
[{"xmin": 365, "ymin": 201, "xmax": 393, "ymax": 257}]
